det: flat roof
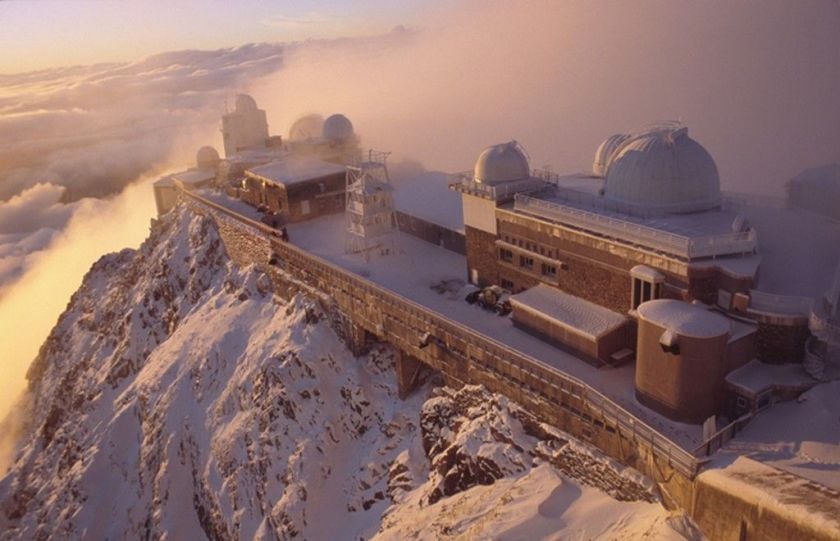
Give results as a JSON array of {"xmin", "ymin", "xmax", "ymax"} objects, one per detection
[
  {"xmin": 172, "ymin": 169, "xmax": 216, "ymax": 185},
  {"xmin": 637, "ymin": 299, "xmax": 730, "ymax": 338},
  {"xmin": 510, "ymin": 284, "xmax": 627, "ymax": 340},
  {"xmin": 529, "ymin": 186, "xmax": 740, "ymax": 239},
  {"xmin": 393, "ymin": 170, "xmax": 464, "ymax": 233},
  {"xmin": 246, "ymin": 158, "xmax": 345, "ymax": 187}
]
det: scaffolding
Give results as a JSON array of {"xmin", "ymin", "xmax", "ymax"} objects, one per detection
[{"xmin": 345, "ymin": 150, "xmax": 396, "ymax": 259}]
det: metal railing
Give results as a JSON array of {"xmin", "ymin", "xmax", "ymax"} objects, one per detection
[
  {"xmin": 514, "ymin": 194, "xmax": 757, "ymax": 261},
  {"xmin": 691, "ymin": 413, "xmax": 753, "ymax": 457},
  {"xmin": 176, "ymin": 186, "xmax": 701, "ymax": 477},
  {"xmin": 449, "ymin": 174, "xmax": 548, "ymax": 200},
  {"xmin": 748, "ymin": 290, "xmax": 813, "ymax": 317}
]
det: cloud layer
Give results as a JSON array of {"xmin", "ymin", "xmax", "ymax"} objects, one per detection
[{"xmin": 0, "ymin": 43, "xmax": 286, "ymax": 292}]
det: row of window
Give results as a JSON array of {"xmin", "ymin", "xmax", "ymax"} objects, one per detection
[
  {"xmin": 500, "ymin": 233, "xmax": 558, "ymax": 260},
  {"xmin": 499, "ymin": 247, "xmax": 560, "ymax": 278}
]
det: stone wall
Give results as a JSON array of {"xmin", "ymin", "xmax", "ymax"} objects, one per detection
[
  {"xmin": 754, "ymin": 316, "xmax": 810, "ymax": 364},
  {"xmin": 692, "ymin": 458, "xmax": 840, "ymax": 541},
  {"xmin": 464, "ymin": 226, "xmax": 498, "ymax": 286},
  {"xmin": 395, "ymin": 211, "xmax": 466, "ymax": 255}
]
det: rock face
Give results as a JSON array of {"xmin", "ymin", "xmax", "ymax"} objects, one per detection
[
  {"xmin": 0, "ymin": 208, "xmax": 692, "ymax": 540},
  {"xmin": 419, "ymin": 386, "xmax": 656, "ymax": 505}
]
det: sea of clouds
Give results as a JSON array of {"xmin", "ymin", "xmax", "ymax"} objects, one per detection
[{"xmin": 0, "ymin": 44, "xmax": 285, "ymax": 290}]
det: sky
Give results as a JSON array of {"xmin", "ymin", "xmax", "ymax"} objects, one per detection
[{"xmin": 0, "ymin": 0, "xmax": 423, "ymax": 74}]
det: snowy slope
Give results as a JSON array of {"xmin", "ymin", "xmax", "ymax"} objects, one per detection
[{"xmin": 0, "ymin": 209, "xmax": 695, "ymax": 540}]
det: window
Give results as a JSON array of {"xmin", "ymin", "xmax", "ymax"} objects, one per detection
[
  {"xmin": 630, "ymin": 266, "xmax": 664, "ymax": 310},
  {"xmin": 541, "ymin": 263, "xmax": 557, "ymax": 277},
  {"xmin": 519, "ymin": 255, "xmax": 534, "ymax": 269},
  {"xmin": 499, "ymin": 248, "xmax": 513, "ymax": 262},
  {"xmin": 501, "ymin": 278, "xmax": 514, "ymax": 290}
]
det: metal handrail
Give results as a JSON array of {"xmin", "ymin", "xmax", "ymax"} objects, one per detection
[
  {"xmin": 514, "ymin": 194, "xmax": 757, "ymax": 260},
  {"xmin": 177, "ymin": 187, "xmax": 700, "ymax": 477},
  {"xmin": 748, "ymin": 290, "xmax": 813, "ymax": 317}
]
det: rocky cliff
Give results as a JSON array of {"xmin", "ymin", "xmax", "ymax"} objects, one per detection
[{"xmin": 0, "ymin": 209, "xmax": 698, "ymax": 540}]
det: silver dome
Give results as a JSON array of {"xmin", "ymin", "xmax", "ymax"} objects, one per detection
[
  {"xmin": 235, "ymin": 94, "xmax": 258, "ymax": 113},
  {"xmin": 289, "ymin": 114, "xmax": 324, "ymax": 141},
  {"xmin": 592, "ymin": 133, "xmax": 630, "ymax": 177},
  {"xmin": 604, "ymin": 127, "xmax": 720, "ymax": 213},
  {"xmin": 196, "ymin": 146, "xmax": 220, "ymax": 169},
  {"xmin": 323, "ymin": 114, "xmax": 354, "ymax": 141},
  {"xmin": 473, "ymin": 141, "xmax": 531, "ymax": 185}
]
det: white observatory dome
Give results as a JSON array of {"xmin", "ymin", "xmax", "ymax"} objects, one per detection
[
  {"xmin": 474, "ymin": 141, "xmax": 531, "ymax": 185},
  {"xmin": 289, "ymin": 114, "xmax": 324, "ymax": 141},
  {"xmin": 592, "ymin": 133, "xmax": 630, "ymax": 177},
  {"xmin": 235, "ymin": 94, "xmax": 258, "ymax": 112},
  {"xmin": 323, "ymin": 114, "xmax": 354, "ymax": 141},
  {"xmin": 604, "ymin": 126, "xmax": 721, "ymax": 213},
  {"xmin": 196, "ymin": 146, "xmax": 220, "ymax": 169}
]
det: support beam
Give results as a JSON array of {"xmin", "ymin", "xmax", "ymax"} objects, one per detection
[
  {"xmin": 347, "ymin": 321, "xmax": 368, "ymax": 357},
  {"xmin": 396, "ymin": 350, "xmax": 423, "ymax": 399}
]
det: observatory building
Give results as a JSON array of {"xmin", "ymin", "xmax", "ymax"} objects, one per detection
[
  {"xmin": 449, "ymin": 124, "xmax": 824, "ymax": 422},
  {"xmin": 154, "ymin": 94, "xmax": 363, "ymax": 225},
  {"xmin": 155, "ymin": 110, "xmax": 836, "ymax": 427}
]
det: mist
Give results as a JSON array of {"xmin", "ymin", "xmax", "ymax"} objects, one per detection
[
  {"xmin": 0, "ymin": 176, "xmax": 159, "ymax": 471},
  {"xmin": 255, "ymin": 0, "xmax": 839, "ymax": 195}
]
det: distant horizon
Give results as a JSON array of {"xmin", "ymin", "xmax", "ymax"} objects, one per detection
[{"xmin": 0, "ymin": 0, "xmax": 424, "ymax": 74}]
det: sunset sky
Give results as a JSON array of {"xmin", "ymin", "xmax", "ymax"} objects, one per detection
[{"xmin": 0, "ymin": 0, "xmax": 425, "ymax": 73}]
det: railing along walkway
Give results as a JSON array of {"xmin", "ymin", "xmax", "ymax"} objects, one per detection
[{"xmin": 176, "ymin": 186, "xmax": 701, "ymax": 477}]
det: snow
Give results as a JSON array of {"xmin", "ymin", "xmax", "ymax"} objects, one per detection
[
  {"xmin": 725, "ymin": 359, "xmax": 821, "ymax": 396},
  {"xmin": 392, "ymin": 170, "xmax": 464, "ymax": 233},
  {"xmin": 172, "ymin": 168, "xmax": 216, "ymax": 186},
  {"xmin": 283, "ymin": 209, "xmax": 704, "ymax": 447},
  {"xmin": 636, "ymin": 299, "xmax": 730, "ymax": 338},
  {"xmin": 376, "ymin": 464, "xmax": 692, "ymax": 541},
  {"xmin": 699, "ymin": 456, "xmax": 840, "ymax": 535},
  {"xmin": 720, "ymin": 381, "xmax": 840, "ymax": 490},
  {"xmin": 246, "ymin": 157, "xmax": 345, "ymax": 186},
  {"xmin": 510, "ymin": 284, "xmax": 627, "ymax": 340},
  {"xmin": 0, "ymin": 208, "xmax": 695, "ymax": 540}
]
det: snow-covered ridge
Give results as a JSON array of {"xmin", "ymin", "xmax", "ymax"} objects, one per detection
[{"xmin": 0, "ymin": 209, "xmax": 691, "ymax": 540}]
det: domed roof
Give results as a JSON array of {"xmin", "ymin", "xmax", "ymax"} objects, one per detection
[
  {"xmin": 592, "ymin": 133, "xmax": 629, "ymax": 177},
  {"xmin": 289, "ymin": 114, "xmax": 324, "ymax": 141},
  {"xmin": 235, "ymin": 94, "xmax": 258, "ymax": 112},
  {"xmin": 196, "ymin": 146, "xmax": 220, "ymax": 168},
  {"xmin": 604, "ymin": 126, "xmax": 720, "ymax": 213},
  {"xmin": 474, "ymin": 141, "xmax": 531, "ymax": 185},
  {"xmin": 323, "ymin": 114, "xmax": 354, "ymax": 141}
]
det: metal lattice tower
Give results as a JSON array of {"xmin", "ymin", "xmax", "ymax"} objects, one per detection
[{"xmin": 345, "ymin": 150, "xmax": 396, "ymax": 259}]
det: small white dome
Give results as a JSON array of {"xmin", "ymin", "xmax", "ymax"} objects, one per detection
[
  {"xmin": 196, "ymin": 146, "xmax": 220, "ymax": 168},
  {"xmin": 474, "ymin": 141, "xmax": 531, "ymax": 185},
  {"xmin": 604, "ymin": 126, "xmax": 720, "ymax": 213},
  {"xmin": 235, "ymin": 94, "xmax": 258, "ymax": 112},
  {"xmin": 289, "ymin": 114, "xmax": 324, "ymax": 141},
  {"xmin": 323, "ymin": 114, "xmax": 354, "ymax": 141},
  {"xmin": 592, "ymin": 133, "xmax": 629, "ymax": 177}
]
